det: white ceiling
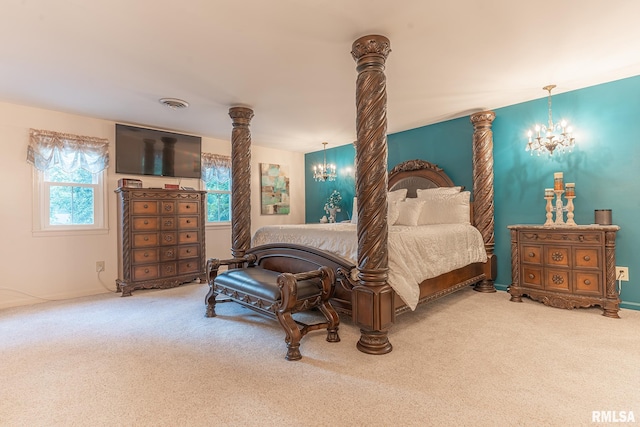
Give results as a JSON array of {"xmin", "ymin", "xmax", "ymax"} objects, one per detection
[{"xmin": 2, "ymin": 1, "xmax": 640, "ymax": 153}]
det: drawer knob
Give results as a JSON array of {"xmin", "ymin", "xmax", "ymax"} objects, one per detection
[
  {"xmin": 144, "ymin": 268, "xmax": 149, "ymax": 273},
  {"xmin": 528, "ymin": 273, "xmax": 535, "ymax": 279},
  {"xmin": 186, "ymin": 234, "xmax": 191, "ymax": 238},
  {"xmin": 186, "ymin": 205, "xmax": 191, "ymax": 209},
  {"xmin": 528, "ymin": 252, "xmax": 535, "ymax": 258},
  {"xmin": 143, "ymin": 204, "xmax": 148, "ymax": 209},
  {"xmin": 186, "ymin": 249, "xmax": 191, "ymax": 254},
  {"xmin": 144, "ymin": 236, "xmax": 149, "ymax": 241},
  {"xmin": 583, "ymin": 255, "xmax": 591, "ymax": 261},
  {"xmin": 186, "ymin": 219, "xmax": 191, "ymax": 224},
  {"xmin": 186, "ymin": 263, "xmax": 191, "ymax": 268},
  {"xmin": 584, "ymin": 279, "xmax": 591, "ymax": 285},
  {"xmin": 144, "ymin": 220, "xmax": 149, "ymax": 225},
  {"xmin": 144, "ymin": 252, "xmax": 149, "ymax": 258}
]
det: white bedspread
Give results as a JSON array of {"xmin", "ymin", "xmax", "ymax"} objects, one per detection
[{"xmin": 251, "ymin": 223, "xmax": 487, "ymax": 310}]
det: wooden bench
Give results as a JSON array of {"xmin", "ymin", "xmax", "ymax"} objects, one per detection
[{"xmin": 205, "ymin": 254, "xmax": 340, "ymax": 361}]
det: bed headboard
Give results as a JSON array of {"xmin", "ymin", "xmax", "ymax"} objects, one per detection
[{"xmin": 388, "ymin": 159, "xmax": 457, "ymax": 198}]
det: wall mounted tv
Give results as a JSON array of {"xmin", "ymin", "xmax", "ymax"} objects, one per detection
[{"xmin": 115, "ymin": 124, "xmax": 202, "ymax": 179}]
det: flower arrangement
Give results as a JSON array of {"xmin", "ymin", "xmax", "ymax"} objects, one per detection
[{"xmin": 324, "ymin": 190, "xmax": 342, "ymax": 222}]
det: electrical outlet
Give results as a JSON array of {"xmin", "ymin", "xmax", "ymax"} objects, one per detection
[
  {"xmin": 96, "ymin": 261, "xmax": 105, "ymax": 272},
  {"xmin": 616, "ymin": 266, "xmax": 629, "ymax": 281}
]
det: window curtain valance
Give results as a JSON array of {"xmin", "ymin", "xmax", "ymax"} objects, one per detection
[
  {"xmin": 201, "ymin": 152, "xmax": 231, "ymax": 182},
  {"xmin": 26, "ymin": 128, "xmax": 110, "ymax": 173}
]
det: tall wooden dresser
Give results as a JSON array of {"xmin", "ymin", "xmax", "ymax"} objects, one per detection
[
  {"xmin": 508, "ymin": 224, "xmax": 620, "ymax": 317},
  {"xmin": 115, "ymin": 188, "xmax": 207, "ymax": 296}
]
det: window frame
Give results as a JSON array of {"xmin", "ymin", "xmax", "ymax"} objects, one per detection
[
  {"xmin": 201, "ymin": 154, "xmax": 232, "ymax": 227},
  {"xmin": 31, "ymin": 166, "xmax": 108, "ymax": 236}
]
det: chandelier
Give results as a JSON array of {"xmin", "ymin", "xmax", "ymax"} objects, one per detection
[
  {"xmin": 525, "ymin": 85, "xmax": 576, "ymax": 156},
  {"xmin": 313, "ymin": 142, "xmax": 337, "ymax": 182}
]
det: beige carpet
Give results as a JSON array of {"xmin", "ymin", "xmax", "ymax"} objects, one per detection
[{"xmin": 1, "ymin": 283, "xmax": 638, "ymax": 427}]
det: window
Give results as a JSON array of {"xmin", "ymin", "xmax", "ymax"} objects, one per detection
[
  {"xmin": 27, "ymin": 129, "xmax": 109, "ymax": 234},
  {"xmin": 201, "ymin": 153, "xmax": 231, "ymax": 224}
]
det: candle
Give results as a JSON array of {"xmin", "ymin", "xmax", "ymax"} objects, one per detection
[
  {"xmin": 545, "ymin": 188, "xmax": 554, "ymax": 198},
  {"xmin": 566, "ymin": 183, "xmax": 575, "ymax": 197},
  {"xmin": 554, "ymin": 172, "xmax": 563, "ymax": 190}
]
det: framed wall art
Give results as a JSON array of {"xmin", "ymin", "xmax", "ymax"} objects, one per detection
[{"xmin": 260, "ymin": 163, "xmax": 290, "ymax": 215}]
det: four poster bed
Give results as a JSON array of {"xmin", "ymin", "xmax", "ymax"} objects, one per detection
[{"xmin": 206, "ymin": 35, "xmax": 497, "ymax": 355}]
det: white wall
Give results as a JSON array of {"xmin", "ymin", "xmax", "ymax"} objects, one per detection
[{"xmin": 0, "ymin": 101, "xmax": 304, "ymax": 309}]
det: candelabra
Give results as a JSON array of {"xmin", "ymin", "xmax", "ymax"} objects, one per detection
[{"xmin": 544, "ymin": 174, "xmax": 576, "ymax": 226}]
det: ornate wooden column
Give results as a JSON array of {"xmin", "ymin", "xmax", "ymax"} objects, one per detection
[
  {"xmin": 229, "ymin": 106, "xmax": 254, "ymax": 259},
  {"xmin": 470, "ymin": 111, "xmax": 497, "ymax": 292},
  {"xmin": 351, "ymin": 35, "xmax": 394, "ymax": 355}
]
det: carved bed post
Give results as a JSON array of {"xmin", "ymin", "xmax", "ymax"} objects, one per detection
[
  {"xmin": 470, "ymin": 111, "xmax": 497, "ymax": 292},
  {"xmin": 229, "ymin": 106, "xmax": 254, "ymax": 259},
  {"xmin": 351, "ymin": 35, "xmax": 394, "ymax": 355}
]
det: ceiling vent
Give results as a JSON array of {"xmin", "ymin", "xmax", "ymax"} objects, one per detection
[{"xmin": 159, "ymin": 98, "xmax": 189, "ymax": 110}]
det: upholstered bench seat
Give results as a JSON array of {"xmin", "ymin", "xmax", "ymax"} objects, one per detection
[
  {"xmin": 214, "ymin": 268, "xmax": 323, "ymax": 303},
  {"xmin": 205, "ymin": 255, "xmax": 340, "ymax": 361}
]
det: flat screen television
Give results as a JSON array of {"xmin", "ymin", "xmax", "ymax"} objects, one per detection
[{"xmin": 115, "ymin": 124, "xmax": 202, "ymax": 179}]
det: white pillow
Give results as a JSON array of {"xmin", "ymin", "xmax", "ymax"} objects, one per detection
[
  {"xmin": 387, "ymin": 188, "xmax": 408, "ymax": 203},
  {"xmin": 416, "ymin": 186, "xmax": 462, "ymax": 198},
  {"xmin": 418, "ymin": 191, "xmax": 471, "ymax": 225},
  {"xmin": 351, "ymin": 197, "xmax": 358, "ymax": 224},
  {"xmin": 395, "ymin": 199, "xmax": 426, "ymax": 226},
  {"xmin": 388, "ymin": 200, "xmax": 400, "ymax": 225}
]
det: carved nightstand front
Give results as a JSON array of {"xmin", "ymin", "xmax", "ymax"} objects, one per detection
[{"xmin": 508, "ymin": 225, "xmax": 620, "ymax": 318}]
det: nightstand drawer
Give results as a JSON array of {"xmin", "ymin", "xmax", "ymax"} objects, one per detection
[
  {"xmin": 522, "ymin": 266, "xmax": 543, "ymax": 288},
  {"xmin": 133, "ymin": 264, "xmax": 159, "ymax": 281},
  {"xmin": 132, "ymin": 201, "xmax": 159, "ymax": 215},
  {"xmin": 574, "ymin": 248, "xmax": 600, "ymax": 269},
  {"xmin": 132, "ymin": 217, "xmax": 158, "ymax": 231},
  {"xmin": 545, "ymin": 268, "xmax": 570, "ymax": 292},
  {"xmin": 133, "ymin": 249, "xmax": 159, "ymax": 264},
  {"xmin": 574, "ymin": 271, "xmax": 602, "ymax": 294},
  {"xmin": 133, "ymin": 233, "xmax": 158, "ymax": 248},
  {"xmin": 521, "ymin": 245, "xmax": 542, "ymax": 265},
  {"xmin": 545, "ymin": 246, "xmax": 570, "ymax": 267}
]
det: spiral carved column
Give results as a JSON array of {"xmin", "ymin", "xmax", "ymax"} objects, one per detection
[
  {"xmin": 229, "ymin": 106, "xmax": 254, "ymax": 259},
  {"xmin": 351, "ymin": 35, "xmax": 394, "ymax": 355},
  {"xmin": 603, "ymin": 230, "xmax": 620, "ymax": 318},
  {"xmin": 470, "ymin": 111, "xmax": 497, "ymax": 293}
]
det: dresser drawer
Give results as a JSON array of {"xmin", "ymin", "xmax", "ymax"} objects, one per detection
[
  {"xmin": 545, "ymin": 268, "xmax": 570, "ymax": 292},
  {"xmin": 178, "ymin": 245, "xmax": 199, "ymax": 259},
  {"xmin": 178, "ymin": 231, "xmax": 199, "ymax": 244},
  {"xmin": 574, "ymin": 271, "xmax": 602, "ymax": 295},
  {"xmin": 545, "ymin": 246, "xmax": 570, "ymax": 267},
  {"xmin": 522, "ymin": 266, "xmax": 543, "ymax": 288},
  {"xmin": 133, "ymin": 264, "xmax": 159, "ymax": 281},
  {"xmin": 132, "ymin": 217, "xmax": 158, "ymax": 231},
  {"xmin": 133, "ymin": 233, "xmax": 158, "ymax": 248},
  {"xmin": 161, "ymin": 201, "xmax": 176, "ymax": 215},
  {"xmin": 160, "ymin": 247, "xmax": 178, "ymax": 261},
  {"xmin": 179, "ymin": 216, "xmax": 199, "ymax": 229},
  {"xmin": 574, "ymin": 248, "xmax": 600, "ymax": 269},
  {"xmin": 132, "ymin": 248, "xmax": 159, "ymax": 264},
  {"xmin": 160, "ymin": 217, "xmax": 176, "ymax": 230},
  {"xmin": 160, "ymin": 232, "xmax": 178, "ymax": 246},
  {"xmin": 179, "ymin": 259, "xmax": 200, "ymax": 274},
  {"xmin": 160, "ymin": 262, "xmax": 178, "ymax": 277},
  {"xmin": 132, "ymin": 201, "xmax": 159, "ymax": 215},
  {"xmin": 178, "ymin": 201, "xmax": 199, "ymax": 214},
  {"xmin": 521, "ymin": 245, "xmax": 542, "ymax": 265}
]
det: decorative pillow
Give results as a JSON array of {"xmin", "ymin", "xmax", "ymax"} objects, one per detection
[
  {"xmin": 395, "ymin": 199, "xmax": 426, "ymax": 226},
  {"xmin": 418, "ymin": 191, "xmax": 471, "ymax": 225},
  {"xmin": 387, "ymin": 188, "xmax": 408, "ymax": 203},
  {"xmin": 416, "ymin": 186, "xmax": 462, "ymax": 198},
  {"xmin": 388, "ymin": 200, "xmax": 400, "ymax": 225},
  {"xmin": 351, "ymin": 197, "xmax": 358, "ymax": 224}
]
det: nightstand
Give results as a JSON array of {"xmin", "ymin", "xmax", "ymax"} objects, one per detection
[{"xmin": 507, "ymin": 224, "xmax": 620, "ymax": 318}]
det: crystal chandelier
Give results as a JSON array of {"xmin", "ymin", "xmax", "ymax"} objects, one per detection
[
  {"xmin": 525, "ymin": 85, "xmax": 576, "ymax": 156},
  {"xmin": 313, "ymin": 142, "xmax": 336, "ymax": 182}
]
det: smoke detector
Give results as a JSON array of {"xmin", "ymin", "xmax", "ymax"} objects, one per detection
[{"xmin": 159, "ymin": 98, "xmax": 189, "ymax": 110}]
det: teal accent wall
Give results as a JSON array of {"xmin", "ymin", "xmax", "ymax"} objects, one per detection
[
  {"xmin": 305, "ymin": 75, "xmax": 640, "ymax": 310},
  {"xmin": 305, "ymin": 143, "xmax": 356, "ymax": 224}
]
